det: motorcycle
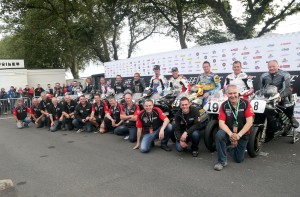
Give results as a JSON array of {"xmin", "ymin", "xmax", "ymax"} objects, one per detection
[
  {"xmin": 202, "ymin": 90, "xmax": 228, "ymax": 152},
  {"xmin": 247, "ymin": 85, "xmax": 299, "ymax": 157}
]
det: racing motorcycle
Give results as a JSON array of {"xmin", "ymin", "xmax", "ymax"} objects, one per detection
[
  {"xmin": 202, "ymin": 90, "xmax": 228, "ymax": 152},
  {"xmin": 247, "ymin": 85, "xmax": 299, "ymax": 157}
]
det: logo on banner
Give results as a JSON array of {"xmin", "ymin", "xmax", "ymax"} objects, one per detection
[
  {"xmin": 243, "ymin": 56, "xmax": 247, "ymax": 60},
  {"xmin": 290, "ymin": 75, "xmax": 299, "ymax": 82},
  {"xmin": 281, "ymin": 48, "xmax": 289, "ymax": 51},
  {"xmin": 281, "ymin": 42, "xmax": 291, "ymax": 45},
  {"xmin": 268, "ymin": 54, "xmax": 273, "ymax": 58},
  {"xmin": 231, "ymin": 48, "xmax": 238, "ymax": 51},
  {"xmin": 242, "ymin": 52, "xmax": 250, "ymax": 55},
  {"xmin": 267, "ymin": 44, "xmax": 275, "ymax": 47},
  {"xmin": 253, "ymin": 56, "xmax": 262, "ymax": 59},
  {"xmin": 243, "ymin": 61, "xmax": 248, "ymax": 65},
  {"xmin": 282, "ymin": 58, "xmax": 288, "ymax": 63},
  {"xmin": 255, "ymin": 66, "xmax": 260, "ymax": 70},
  {"xmin": 222, "ymin": 54, "xmax": 226, "ymax": 57},
  {"xmin": 255, "ymin": 50, "xmax": 260, "ymax": 54},
  {"xmin": 196, "ymin": 52, "xmax": 199, "ymax": 56},
  {"xmin": 280, "ymin": 65, "xmax": 290, "ymax": 68},
  {"xmin": 243, "ymin": 46, "xmax": 248, "ymax": 50}
]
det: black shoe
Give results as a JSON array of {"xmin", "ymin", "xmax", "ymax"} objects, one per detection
[
  {"xmin": 291, "ymin": 117, "xmax": 299, "ymax": 128},
  {"xmin": 161, "ymin": 145, "xmax": 172, "ymax": 152},
  {"xmin": 192, "ymin": 150, "xmax": 199, "ymax": 157}
]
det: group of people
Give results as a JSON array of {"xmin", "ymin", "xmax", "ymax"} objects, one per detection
[{"xmin": 11, "ymin": 59, "xmax": 298, "ymax": 171}]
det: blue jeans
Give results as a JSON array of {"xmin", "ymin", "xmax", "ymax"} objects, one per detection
[
  {"xmin": 215, "ymin": 129, "xmax": 248, "ymax": 164},
  {"xmin": 114, "ymin": 125, "xmax": 137, "ymax": 142},
  {"xmin": 50, "ymin": 119, "xmax": 65, "ymax": 132},
  {"xmin": 140, "ymin": 124, "xmax": 172, "ymax": 153},
  {"xmin": 17, "ymin": 119, "xmax": 31, "ymax": 129},
  {"xmin": 72, "ymin": 119, "xmax": 92, "ymax": 132},
  {"xmin": 175, "ymin": 130, "xmax": 200, "ymax": 152}
]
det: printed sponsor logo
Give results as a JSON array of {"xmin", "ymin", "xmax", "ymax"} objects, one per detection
[
  {"xmin": 281, "ymin": 42, "xmax": 291, "ymax": 45},
  {"xmin": 255, "ymin": 66, "xmax": 260, "ymax": 70},
  {"xmin": 243, "ymin": 61, "xmax": 248, "ymax": 65},
  {"xmin": 267, "ymin": 44, "xmax": 275, "ymax": 47},
  {"xmin": 243, "ymin": 56, "xmax": 247, "ymax": 60},
  {"xmin": 268, "ymin": 54, "xmax": 273, "ymax": 58},
  {"xmin": 280, "ymin": 65, "xmax": 290, "ymax": 68},
  {"xmin": 282, "ymin": 58, "xmax": 288, "ymax": 63},
  {"xmin": 281, "ymin": 48, "xmax": 289, "ymax": 51},
  {"xmin": 222, "ymin": 49, "xmax": 226, "ymax": 52},
  {"xmin": 254, "ymin": 46, "xmax": 261, "ymax": 48},
  {"xmin": 290, "ymin": 75, "xmax": 299, "ymax": 82},
  {"xmin": 231, "ymin": 48, "xmax": 238, "ymax": 51},
  {"xmin": 212, "ymin": 50, "xmax": 216, "ymax": 54},
  {"xmin": 232, "ymin": 57, "xmax": 237, "ymax": 61},
  {"xmin": 267, "ymin": 50, "xmax": 275, "ymax": 52},
  {"xmin": 222, "ymin": 54, "xmax": 226, "ymax": 57},
  {"xmin": 242, "ymin": 52, "xmax": 250, "ymax": 55},
  {"xmin": 281, "ymin": 54, "xmax": 290, "ymax": 57},
  {"xmin": 243, "ymin": 46, "xmax": 248, "ymax": 50},
  {"xmin": 222, "ymin": 63, "xmax": 226, "ymax": 67},
  {"xmin": 196, "ymin": 52, "xmax": 199, "ymax": 56},
  {"xmin": 255, "ymin": 50, "xmax": 260, "ymax": 54},
  {"xmin": 253, "ymin": 56, "xmax": 262, "ymax": 59}
]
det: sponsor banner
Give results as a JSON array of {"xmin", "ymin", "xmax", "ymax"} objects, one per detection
[
  {"xmin": 0, "ymin": 59, "xmax": 25, "ymax": 69},
  {"xmin": 105, "ymin": 32, "xmax": 300, "ymax": 78}
]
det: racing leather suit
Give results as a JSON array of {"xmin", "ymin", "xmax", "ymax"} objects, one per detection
[
  {"xmin": 169, "ymin": 75, "xmax": 190, "ymax": 93},
  {"xmin": 149, "ymin": 74, "xmax": 168, "ymax": 95},
  {"xmin": 196, "ymin": 72, "xmax": 221, "ymax": 106},
  {"xmin": 224, "ymin": 72, "xmax": 254, "ymax": 100},
  {"xmin": 260, "ymin": 69, "xmax": 298, "ymax": 127}
]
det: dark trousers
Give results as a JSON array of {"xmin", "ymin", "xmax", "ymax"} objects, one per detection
[{"xmin": 114, "ymin": 125, "xmax": 137, "ymax": 142}]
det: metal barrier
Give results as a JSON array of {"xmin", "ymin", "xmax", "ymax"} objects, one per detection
[{"xmin": 0, "ymin": 97, "xmax": 32, "ymax": 120}]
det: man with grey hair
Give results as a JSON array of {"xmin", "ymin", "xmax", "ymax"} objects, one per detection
[
  {"xmin": 39, "ymin": 92, "xmax": 52, "ymax": 129},
  {"xmin": 260, "ymin": 60, "xmax": 299, "ymax": 130},
  {"xmin": 214, "ymin": 85, "xmax": 254, "ymax": 171},
  {"xmin": 62, "ymin": 94, "xmax": 77, "ymax": 130},
  {"xmin": 13, "ymin": 99, "xmax": 31, "ymax": 129},
  {"xmin": 30, "ymin": 98, "xmax": 45, "ymax": 128}
]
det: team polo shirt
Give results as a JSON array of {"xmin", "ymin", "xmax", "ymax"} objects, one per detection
[
  {"xmin": 108, "ymin": 104, "xmax": 123, "ymax": 124},
  {"xmin": 62, "ymin": 100, "xmax": 77, "ymax": 114},
  {"xmin": 48, "ymin": 103, "xmax": 63, "ymax": 121},
  {"xmin": 75, "ymin": 102, "xmax": 92, "ymax": 119},
  {"xmin": 219, "ymin": 98, "xmax": 254, "ymax": 135},
  {"xmin": 121, "ymin": 103, "xmax": 140, "ymax": 127},
  {"xmin": 13, "ymin": 105, "xmax": 31, "ymax": 120},
  {"xmin": 31, "ymin": 105, "xmax": 43, "ymax": 118},
  {"xmin": 136, "ymin": 107, "xmax": 167, "ymax": 133},
  {"xmin": 39, "ymin": 98, "xmax": 52, "ymax": 112},
  {"xmin": 92, "ymin": 101, "xmax": 109, "ymax": 120}
]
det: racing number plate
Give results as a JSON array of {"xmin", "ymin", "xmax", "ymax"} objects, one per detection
[
  {"xmin": 203, "ymin": 101, "xmax": 220, "ymax": 113},
  {"xmin": 250, "ymin": 100, "xmax": 266, "ymax": 113}
]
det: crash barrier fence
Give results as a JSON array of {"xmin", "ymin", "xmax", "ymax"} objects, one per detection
[{"xmin": 0, "ymin": 97, "xmax": 32, "ymax": 120}]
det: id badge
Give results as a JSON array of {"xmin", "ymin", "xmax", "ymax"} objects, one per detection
[
  {"xmin": 98, "ymin": 115, "xmax": 101, "ymax": 119},
  {"xmin": 126, "ymin": 120, "xmax": 129, "ymax": 123},
  {"xmin": 233, "ymin": 123, "xmax": 238, "ymax": 133},
  {"xmin": 149, "ymin": 127, "xmax": 153, "ymax": 134},
  {"xmin": 56, "ymin": 115, "xmax": 58, "ymax": 120}
]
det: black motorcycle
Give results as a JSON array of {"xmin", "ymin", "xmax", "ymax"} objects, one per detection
[{"xmin": 247, "ymin": 85, "xmax": 299, "ymax": 157}]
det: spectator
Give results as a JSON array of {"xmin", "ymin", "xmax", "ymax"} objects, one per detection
[
  {"xmin": 7, "ymin": 86, "xmax": 17, "ymax": 113},
  {"xmin": 46, "ymin": 84, "xmax": 54, "ymax": 95},
  {"xmin": 35, "ymin": 84, "xmax": 45, "ymax": 97}
]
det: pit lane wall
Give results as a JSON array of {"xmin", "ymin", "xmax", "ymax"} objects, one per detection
[{"xmin": 104, "ymin": 32, "xmax": 300, "ymax": 131}]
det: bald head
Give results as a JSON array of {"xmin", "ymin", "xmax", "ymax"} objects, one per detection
[{"xmin": 52, "ymin": 97, "xmax": 57, "ymax": 105}]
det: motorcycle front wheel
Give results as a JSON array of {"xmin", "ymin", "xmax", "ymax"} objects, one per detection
[{"xmin": 247, "ymin": 126, "xmax": 264, "ymax": 158}]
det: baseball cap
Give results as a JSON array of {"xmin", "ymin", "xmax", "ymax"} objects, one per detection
[
  {"xmin": 153, "ymin": 65, "xmax": 160, "ymax": 70},
  {"xmin": 171, "ymin": 67, "xmax": 178, "ymax": 72}
]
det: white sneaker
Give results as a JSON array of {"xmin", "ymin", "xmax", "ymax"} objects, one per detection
[
  {"xmin": 214, "ymin": 162, "xmax": 228, "ymax": 171},
  {"xmin": 124, "ymin": 135, "xmax": 129, "ymax": 140},
  {"xmin": 76, "ymin": 129, "xmax": 84, "ymax": 133}
]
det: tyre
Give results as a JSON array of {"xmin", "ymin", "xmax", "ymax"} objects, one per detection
[
  {"xmin": 204, "ymin": 119, "xmax": 219, "ymax": 152},
  {"xmin": 247, "ymin": 126, "xmax": 264, "ymax": 158}
]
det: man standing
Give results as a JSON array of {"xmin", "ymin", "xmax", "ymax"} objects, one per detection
[
  {"xmin": 99, "ymin": 77, "xmax": 108, "ymax": 95},
  {"xmin": 104, "ymin": 96, "xmax": 124, "ymax": 133},
  {"xmin": 13, "ymin": 99, "xmax": 31, "ymax": 129},
  {"xmin": 73, "ymin": 95, "xmax": 93, "ymax": 133},
  {"xmin": 113, "ymin": 75, "xmax": 125, "ymax": 94},
  {"xmin": 53, "ymin": 83, "xmax": 64, "ymax": 97},
  {"xmin": 35, "ymin": 84, "xmax": 45, "ymax": 97},
  {"xmin": 133, "ymin": 99, "xmax": 172, "ymax": 153},
  {"xmin": 90, "ymin": 94, "xmax": 109, "ymax": 133},
  {"xmin": 62, "ymin": 95, "xmax": 77, "ymax": 130},
  {"xmin": 46, "ymin": 84, "xmax": 54, "ymax": 95},
  {"xmin": 174, "ymin": 97, "xmax": 208, "ymax": 157},
  {"xmin": 49, "ymin": 97, "xmax": 64, "ymax": 132},
  {"xmin": 7, "ymin": 86, "xmax": 16, "ymax": 113},
  {"xmin": 131, "ymin": 73, "xmax": 146, "ymax": 94},
  {"xmin": 196, "ymin": 61, "xmax": 221, "ymax": 106},
  {"xmin": 149, "ymin": 65, "xmax": 168, "ymax": 95},
  {"xmin": 72, "ymin": 81, "xmax": 82, "ymax": 95},
  {"xmin": 114, "ymin": 92, "xmax": 140, "ymax": 142},
  {"xmin": 30, "ymin": 98, "xmax": 45, "ymax": 128},
  {"xmin": 168, "ymin": 67, "xmax": 190, "ymax": 93},
  {"xmin": 260, "ymin": 60, "xmax": 299, "ymax": 128},
  {"xmin": 224, "ymin": 61, "xmax": 254, "ymax": 100},
  {"xmin": 214, "ymin": 85, "xmax": 254, "ymax": 171}
]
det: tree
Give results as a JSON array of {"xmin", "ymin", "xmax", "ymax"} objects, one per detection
[
  {"xmin": 197, "ymin": 0, "xmax": 300, "ymax": 39},
  {"xmin": 144, "ymin": 0, "xmax": 211, "ymax": 49}
]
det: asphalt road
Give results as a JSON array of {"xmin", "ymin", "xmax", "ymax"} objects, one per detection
[{"xmin": 0, "ymin": 119, "xmax": 299, "ymax": 197}]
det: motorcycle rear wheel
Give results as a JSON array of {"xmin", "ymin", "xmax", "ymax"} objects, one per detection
[
  {"xmin": 247, "ymin": 126, "xmax": 263, "ymax": 158},
  {"xmin": 204, "ymin": 119, "xmax": 218, "ymax": 152}
]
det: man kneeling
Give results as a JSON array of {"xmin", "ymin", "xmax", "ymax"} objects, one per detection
[
  {"xmin": 13, "ymin": 99, "xmax": 31, "ymax": 129},
  {"xmin": 214, "ymin": 85, "xmax": 254, "ymax": 171},
  {"xmin": 174, "ymin": 97, "xmax": 208, "ymax": 157}
]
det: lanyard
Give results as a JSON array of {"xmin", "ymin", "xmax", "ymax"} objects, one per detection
[{"xmin": 227, "ymin": 99, "xmax": 240, "ymax": 126}]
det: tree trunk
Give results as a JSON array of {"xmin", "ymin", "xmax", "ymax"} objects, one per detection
[
  {"xmin": 176, "ymin": 0, "xmax": 188, "ymax": 49},
  {"xmin": 111, "ymin": 25, "xmax": 119, "ymax": 60}
]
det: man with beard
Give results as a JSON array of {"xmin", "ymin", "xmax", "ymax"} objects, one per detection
[{"xmin": 62, "ymin": 95, "xmax": 77, "ymax": 130}]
